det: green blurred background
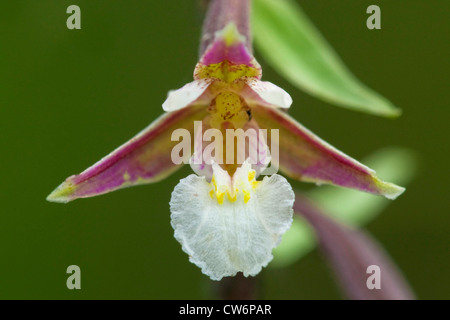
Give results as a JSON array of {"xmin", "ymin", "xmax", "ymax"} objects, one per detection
[{"xmin": 1, "ymin": 0, "xmax": 448, "ymax": 299}]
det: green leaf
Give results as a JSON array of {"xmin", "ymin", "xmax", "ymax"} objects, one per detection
[
  {"xmin": 272, "ymin": 147, "xmax": 416, "ymax": 268},
  {"xmin": 252, "ymin": 0, "xmax": 401, "ymax": 117}
]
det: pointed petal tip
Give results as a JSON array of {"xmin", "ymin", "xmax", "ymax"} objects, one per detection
[
  {"xmin": 376, "ymin": 179, "xmax": 406, "ymax": 200},
  {"xmin": 46, "ymin": 180, "xmax": 77, "ymax": 204}
]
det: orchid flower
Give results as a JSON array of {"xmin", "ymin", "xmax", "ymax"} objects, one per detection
[{"xmin": 47, "ymin": 0, "xmax": 404, "ymax": 281}]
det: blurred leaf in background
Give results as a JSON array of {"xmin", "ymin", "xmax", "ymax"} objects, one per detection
[{"xmin": 252, "ymin": 0, "xmax": 401, "ymax": 117}]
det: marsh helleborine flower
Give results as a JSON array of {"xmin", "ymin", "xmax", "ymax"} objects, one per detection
[{"xmin": 47, "ymin": 1, "xmax": 404, "ymax": 281}]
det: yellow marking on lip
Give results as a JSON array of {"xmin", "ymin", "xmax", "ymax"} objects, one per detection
[
  {"xmin": 46, "ymin": 181, "xmax": 78, "ymax": 203},
  {"xmin": 208, "ymin": 169, "xmax": 260, "ymax": 205},
  {"xmin": 216, "ymin": 191, "xmax": 225, "ymax": 205},
  {"xmin": 243, "ymin": 190, "xmax": 251, "ymax": 204},
  {"xmin": 226, "ymin": 189, "xmax": 238, "ymax": 202},
  {"xmin": 251, "ymin": 181, "xmax": 260, "ymax": 189}
]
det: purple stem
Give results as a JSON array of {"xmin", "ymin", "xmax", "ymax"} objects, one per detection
[
  {"xmin": 295, "ymin": 193, "xmax": 415, "ymax": 300},
  {"xmin": 200, "ymin": 0, "xmax": 252, "ymax": 56}
]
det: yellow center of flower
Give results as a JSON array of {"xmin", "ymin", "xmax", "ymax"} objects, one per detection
[
  {"xmin": 209, "ymin": 169, "xmax": 260, "ymax": 205},
  {"xmin": 209, "ymin": 91, "xmax": 249, "ymax": 129}
]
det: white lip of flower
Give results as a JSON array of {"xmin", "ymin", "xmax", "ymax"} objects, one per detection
[{"xmin": 169, "ymin": 160, "xmax": 295, "ymax": 281}]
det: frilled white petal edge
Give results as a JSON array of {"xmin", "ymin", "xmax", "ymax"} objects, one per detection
[
  {"xmin": 162, "ymin": 79, "xmax": 212, "ymax": 112},
  {"xmin": 243, "ymin": 79, "xmax": 293, "ymax": 109},
  {"xmin": 169, "ymin": 164, "xmax": 295, "ymax": 281}
]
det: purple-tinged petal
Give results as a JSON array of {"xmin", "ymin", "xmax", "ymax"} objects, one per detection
[
  {"xmin": 162, "ymin": 79, "xmax": 213, "ymax": 112},
  {"xmin": 200, "ymin": 23, "xmax": 257, "ymax": 68},
  {"xmin": 295, "ymin": 193, "xmax": 415, "ymax": 300},
  {"xmin": 252, "ymin": 105, "xmax": 405, "ymax": 199},
  {"xmin": 241, "ymin": 79, "xmax": 292, "ymax": 109},
  {"xmin": 47, "ymin": 106, "xmax": 207, "ymax": 203}
]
